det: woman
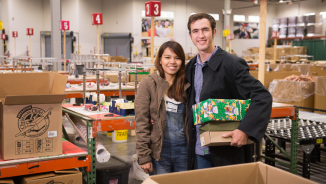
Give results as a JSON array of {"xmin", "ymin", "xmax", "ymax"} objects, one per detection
[{"xmin": 135, "ymin": 41, "xmax": 188, "ymax": 175}]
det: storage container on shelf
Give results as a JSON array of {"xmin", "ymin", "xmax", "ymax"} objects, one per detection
[{"xmin": 112, "ymin": 130, "xmax": 128, "ymax": 143}]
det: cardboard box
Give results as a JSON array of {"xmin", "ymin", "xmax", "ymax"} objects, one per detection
[
  {"xmin": 21, "ymin": 170, "xmax": 82, "ymax": 184},
  {"xmin": 192, "ymin": 99, "xmax": 251, "ymax": 125},
  {"xmin": 128, "ymin": 129, "xmax": 136, "ymax": 136},
  {"xmin": 104, "ymin": 73, "xmax": 129, "ymax": 83},
  {"xmin": 0, "ymin": 178, "xmax": 14, "ymax": 184},
  {"xmin": 199, "ymin": 121, "xmax": 241, "ymax": 134},
  {"xmin": 314, "ymin": 76, "xmax": 326, "ymax": 114},
  {"xmin": 309, "ymin": 65, "xmax": 326, "ymax": 77},
  {"xmin": 142, "ymin": 162, "xmax": 316, "ymax": 184},
  {"xmin": 249, "ymin": 71, "xmax": 302, "ymax": 89},
  {"xmin": 0, "ymin": 73, "xmax": 67, "ymax": 160},
  {"xmin": 200, "ymin": 131, "xmax": 253, "ymax": 146},
  {"xmin": 269, "ymin": 80, "xmax": 314, "ymax": 109},
  {"xmin": 129, "ymin": 74, "xmax": 149, "ymax": 82}
]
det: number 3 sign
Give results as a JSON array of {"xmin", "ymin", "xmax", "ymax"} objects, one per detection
[
  {"xmin": 145, "ymin": 1, "xmax": 161, "ymax": 17},
  {"xmin": 91, "ymin": 13, "xmax": 103, "ymax": 25}
]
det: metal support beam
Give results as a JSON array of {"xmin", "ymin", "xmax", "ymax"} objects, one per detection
[
  {"xmin": 223, "ymin": 0, "xmax": 230, "ymax": 50},
  {"xmin": 50, "ymin": 0, "xmax": 61, "ymax": 71},
  {"xmin": 258, "ymin": 0, "xmax": 267, "ymax": 85}
]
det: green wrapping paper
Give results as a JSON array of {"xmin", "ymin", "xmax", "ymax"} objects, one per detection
[{"xmin": 192, "ymin": 99, "xmax": 251, "ymax": 125}]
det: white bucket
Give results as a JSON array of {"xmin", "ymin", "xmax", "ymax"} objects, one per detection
[
  {"xmin": 112, "ymin": 130, "xmax": 128, "ymax": 143},
  {"xmin": 132, "ymin": 154, "xmax": 149, "ymax": 181}
]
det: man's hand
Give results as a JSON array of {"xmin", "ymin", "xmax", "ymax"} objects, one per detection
[
  {"xmin": 222, "ymin": 129, "xmax": 248, "ymax": 147},
  {"xmin": 140, "ymin": 162, "xmax": 153, "ymax": 174}
]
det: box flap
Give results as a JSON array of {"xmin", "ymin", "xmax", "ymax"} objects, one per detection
[
  {"xmin": 50, "ymin": 73, "xmax": 68, "ymax": 94},
  {"xmin": 4, "ymin": 94, "xmax": 66, "ymax": 105},
  {"xmin": 0, "ymin": 178, "xmax": 14, "ymax": 184},
  {"xmin": 143, "ymin": 162, "xmax": 258, "ymax": 184},
  {"xmin": 0, "ymin": 73, "xmax": 50, "ymax": 98},
  {"xmin": 23, "ymin": 172, "xmax": 55, "ymax": 181},
  {"xmin": 259, "ymin": 162, "xmax": 317, "ymax": 184},
  {"xmin": 142, "ymin": 178, "xmax": 159, "ymax": 184}
]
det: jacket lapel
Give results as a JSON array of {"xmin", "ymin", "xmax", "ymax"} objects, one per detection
[{"xmin": 206, "ymin": 47, "xmax": 227, "ymax": 71}]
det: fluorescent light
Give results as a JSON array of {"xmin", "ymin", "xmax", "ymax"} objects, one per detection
[
  {"xmin": 304, "ymin": 13, "xmax": 315, "ymax": 16},
  {"xmin": 320, "ymin": 12, "xmax": 326, "ymax": 18}
]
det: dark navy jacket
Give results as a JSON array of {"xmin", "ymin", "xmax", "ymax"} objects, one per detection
[{"xmin": 185, "ymin": 47, "xmax": 273, "ymax": 169}]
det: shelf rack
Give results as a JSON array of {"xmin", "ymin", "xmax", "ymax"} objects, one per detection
[
  {"xmin": 0, "ymin": 139, "xmax": 92, "ymax": 179},
  {"xmin": 261, "ymin": 103, "xmax": 299, "ymax": 175},
  {"xmin": 62, "ymin": 104, "xmax": 135, "ymax": 184}
]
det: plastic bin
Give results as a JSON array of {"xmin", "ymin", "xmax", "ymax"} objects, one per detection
[{"xmin": 96, "ymin": 156, "xmax": 132, "ymax": 184}]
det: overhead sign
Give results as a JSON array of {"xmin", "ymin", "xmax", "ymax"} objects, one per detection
[
  {"xmin": 12, "ymin": 31, "xmax": 18, "ymax": 37},
  {"xmin": 91, "ymin": 13, "xmax": 103, "ymax": 25},
  {"xmin": 59, "ymin": 20, "xmax": 70, "ymax": 30},
  {"xmin": 272, "ymin": 31, "xmax": 280, "ymax": 38},
  {"xmin": 228, "ymin": 34, "xmax": 235, "ymax": 40},
  {"xmin": 26, "ymin": 28, "xmax": 34, "ymax": 36},
  {"xmin": 145, "ymin": 1, "xmax": 161, "ymax": 17}
]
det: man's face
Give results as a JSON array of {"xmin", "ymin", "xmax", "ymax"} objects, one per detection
[{"xmin": 189, "ymin": 18, "xmax": 216, "ymax": 52}]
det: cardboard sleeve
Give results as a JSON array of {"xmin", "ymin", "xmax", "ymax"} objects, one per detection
[
  {"xmin": 315, "ymin": 76, "xmax": 326, "ymax": 96},
  {"xmin": 269, "ymin": 80, "xmax": 314, "ymax": 102}
]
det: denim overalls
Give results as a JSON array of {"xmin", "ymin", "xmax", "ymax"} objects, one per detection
[{"xmin": 150, "ymin": 98, "xmax": 188, "ymax": 175}]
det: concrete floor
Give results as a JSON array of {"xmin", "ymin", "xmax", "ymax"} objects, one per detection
[{"xmin": 97, "ymin": 132, "xmax": 143, "ymax": 184}]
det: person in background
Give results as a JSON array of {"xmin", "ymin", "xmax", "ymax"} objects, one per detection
[
  {"xmin": 186, "ymin": 13, "xmax": 272, "ymax": 170},
  {"xmin": 135, "ymin": 41, "xmax": 188, "ymax": 175}
]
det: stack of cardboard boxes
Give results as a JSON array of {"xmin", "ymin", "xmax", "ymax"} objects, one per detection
[
  {"xmin": 192, "ymin": 99, "xmax": 253, "ymax": 146},
  {"xmin": 0, "ymin": 73, "xmax": 83, "ymax": 183},
  {"xmin": 245, "ymin": 46, "xmax": 307, "ymax": 62}
]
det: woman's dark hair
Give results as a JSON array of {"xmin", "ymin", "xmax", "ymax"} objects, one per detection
[{"xmin": 155, "ymin": 41, "xmax": 186, "ymax": 103}]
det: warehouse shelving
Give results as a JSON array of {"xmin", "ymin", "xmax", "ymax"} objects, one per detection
[
  {"xmin": 261, "ymin": 103, "xmax": 299, "ymax": 175},
  {"xmin": 62, "ymin": 104, "xmax": 135, "ymax": 184},
  {"xmin": 0, "ymin": 139, "xmax": 92, "ymax": 179}
]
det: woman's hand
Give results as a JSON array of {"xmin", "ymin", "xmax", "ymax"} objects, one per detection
[{"xmin": 140, "ymin": 162, "xmax": 153, "ymax": 174}]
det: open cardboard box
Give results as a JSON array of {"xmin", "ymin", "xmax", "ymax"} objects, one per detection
[
  {"xmin": 20, "ymin": 169, "xmax": 82, "ymax": 184},
  {"xmin": 0, "ymin": 73, "xmax": 67, "ymax": 160},
  {"xmin": 200, "ymin": 130, "xmax": 253, "ymax": 146},
  {"xmin": 142, "ymin": 162, "xmax": 316, "ymax": 184},
  {"xmin": 249, "ymin": 71, "xmax": 302, "ymax": 89}
]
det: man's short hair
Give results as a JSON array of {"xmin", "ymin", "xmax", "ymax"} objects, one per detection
[{"xmin": 187, "ymin": 13, "xmax": 216, "ymax": 33}]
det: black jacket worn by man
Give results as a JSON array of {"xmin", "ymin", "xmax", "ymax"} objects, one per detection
[{"xmin": 185, "ymin": 47, "xmax": 273, "ymax": 169}]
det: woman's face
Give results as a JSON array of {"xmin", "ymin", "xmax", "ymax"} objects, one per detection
[{"xmin": 160, "ymin": 47, "xmax": 182, "ymax": 78}]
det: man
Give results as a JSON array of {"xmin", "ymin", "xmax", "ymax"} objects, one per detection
[{"xmin": 185, "ymin": 13, "xmax": 272, "ymax": 170}]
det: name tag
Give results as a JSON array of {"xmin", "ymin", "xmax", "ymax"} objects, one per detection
[{"xmin": 166, "ymin": 102, "xmax": 178, "ymax": 112}]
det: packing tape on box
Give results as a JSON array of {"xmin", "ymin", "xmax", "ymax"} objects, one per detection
[{"xmin": 75, "ymin": 122, "xmax": 111, "ymax": 163}]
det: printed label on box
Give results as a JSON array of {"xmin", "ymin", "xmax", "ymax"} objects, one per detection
[
  {"xmin": 16, "ymin": 140, "xmax": 34, "ymax": 155},
  {"xmin": 48, "ymin": 131, "xmax": 57, "ymax": 137},
  {"xmin": 15, "ymin": 138, "xmax": 53, "ymax": 155},
  {"xmin": 15, "ymin": 105, "xmax": 53, "ymax": 138}
]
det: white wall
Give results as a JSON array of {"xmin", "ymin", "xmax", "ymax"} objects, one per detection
[
  {"xmin": 2, "ymin": 0, "xmax": 44, "ymax": 57},
  {"xmin": 4, "ymin": 0, "xmax": 324, "ymax": 59}
]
